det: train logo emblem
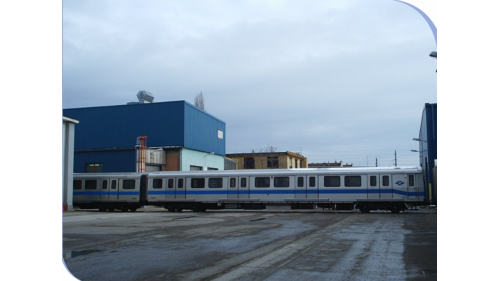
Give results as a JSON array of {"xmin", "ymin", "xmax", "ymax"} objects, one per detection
[{"xmin": 395, "ymin": 181, "xmax": 405, "ymax": 186}]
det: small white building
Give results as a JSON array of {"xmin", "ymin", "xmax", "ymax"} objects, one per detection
[{"xmin": 63, "ymin": 116, "xmax": 79, "ymax": 211}]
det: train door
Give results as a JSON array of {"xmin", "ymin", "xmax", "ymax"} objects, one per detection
[
  {"xmin": 238, "ymin": 177, "xmax": 249, "ymax": 199},
  {"xmin": 149, "ymin": 178, "xmax": 166, "ymax": 201},
  {"xmin": 392, "ymin": 173, "xmax": 408, "ymax": 200},
  {"xmin": 100, "ymin": 179, "xmax": 110, "ymax": 201},
  {"xmin": 380, "ymin": 174, "xmax": 393, "ymax": 199},
  {"xmin": 307, "ymin": 175, "xmax": 318, "ymax": 199},
  {"xmin": 295, "ymin": 175, "xmax": 306, "ymax": 199},
  {"xmin": 367, "ymin": 175, "xmax": 379, "ymax": 199},
  {"xmin": 175, "ymin": 177, "xmax": 186, "ymax": 199},
  {"xmin": 406, "ymin": 174, "xmax": 419, "ymax": 201},
  {"xmin": 228, "ymin": 177, "xmax": 238, "ymax": 199},
  {"xmin": 109, "ymin": 179, "xmax": 119, "ymax": 201},
  {"xmin": 166, "ymin": 178, "xmax": 175, "ymax": 200}
]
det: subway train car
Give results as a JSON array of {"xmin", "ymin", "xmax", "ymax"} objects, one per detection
[{"xmin": 73, "ymin": 166, "xmax": 425, "ymax": 213}]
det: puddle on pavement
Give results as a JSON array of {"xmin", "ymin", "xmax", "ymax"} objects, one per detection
[
  {"xmin": 64, "ymin": 249, "xmax": 102, "ymax": 259},
  {"xmin": 249, "ymin": 218, "xmax": 266, "ymax": 222}
]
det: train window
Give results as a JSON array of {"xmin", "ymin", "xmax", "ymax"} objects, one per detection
[
  {"xmin": 370, "ymin": 176, "xmax": 377, "ymax": 187},
  {"xmin": 209, "ymin": 178, "xmax": 223, "ymax": 188},
  {"xmin": 102, "ymin": 180, "xmax": 108, "ymax": 190},
  {"xmin": 241, "ymin": 178, "xmax": 247, "ymax": 188},
  {"xmin": 409, "ymin": 175, "xmax": 415, "ymax": 186},
  {"xmin": 324, "ymin": 176, "xmax": 340, "ymax": 187},
  {"xmin": 123, "ymin": 180, "xmax": 136, "ymax": 189},
  {"xmin": 153, "ymin": 179, "xmax": 162, "ymax": 189},
  {"xmin": 230, "ymin": 178, "xmax": 236, "ymax": 188},
  {"xmin": 255, "ymin": 177, "xmax": 270, "ymax": 188},
  {"xmin": 191, "ymin": 178, "xmax": 205, "ymax": 188},
  {"xmin": 297, "ymin": 177, "xmax": 304, "ymax": 187},
  {"xmin": 345, "ymin": 176, "xmax": 361, "ymax": 187},
  {"xmin": 74, "ymin": 180, "xmax": 82, "ymax": 190},
  {"xmin": 382, "ymin": 176, "xmax": 389, "ymax": 186},
  {"xmin": 274, "ymin": 177, "xmax": 289, "ymax": 188},
  {"xmin": 84, "ymin": 180, "xmax": 97, "ymax": 190},
  {"xmin": 309, "ymin": 177, "xmax": 316, "ymax": 187},
  {"xmin": 178, "ymin": 179, "xmax": 184, "ymax": 188},
  {"xmin": 111, "ymin": 180, "xmax": 117, "ymax": 189},
  {"xmin": 168, "ymin": 179, "xmax": 174, "ymax": 188}
]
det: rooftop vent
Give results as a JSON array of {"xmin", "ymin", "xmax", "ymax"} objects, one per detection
[{"xmin": 137, "ymin": 90, "xmax": 154, "ymax": 103}]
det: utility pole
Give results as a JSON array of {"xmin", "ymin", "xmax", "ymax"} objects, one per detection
[
  {"xmin": 376, "ymin": 158, "xmax": 378, "ymax": 167},
  {"xmin": 394, "ymin": 150, "xmax": 397, "ymax": 167}
]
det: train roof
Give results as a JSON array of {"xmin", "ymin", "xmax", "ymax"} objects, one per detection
[{"xmin": 74, "ymin": 166, "xmax": 421, "ymax": 178}]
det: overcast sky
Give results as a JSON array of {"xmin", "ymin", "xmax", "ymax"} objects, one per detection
[{"xmin": 62, "ymin": 0, "xmax": 436, "ymax": 167}]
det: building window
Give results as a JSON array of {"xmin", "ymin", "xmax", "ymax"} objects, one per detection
[
  {"xmin": 274, "ymin": 177, "xmax": 289, "ymax": 188},
  {"xmin": 324, "ymin": 176, "xmax": 341, "ymax": 187},
  {"xmin": 267, "ymin": 157, "xmax": 279, "ymax": 169},
  {"xmin": 85, "ymin": 163, "xmax": 103, "ymax": 173},
  {"xmin": 191, "ymin": 178, "xmax": 205, "ymax": 188},
  {"xmin": 218, "ymin": 129, "xmax": 224, "ymax": 139},
  {"xmin": 190, "ymin": 165, "xmax": 203, "ymax": 171},
  {"xmin": 345, "ymin": 176, "xmax": 362, "ymax": 187},
  {"xmin": 244, "ymin": 157, "xmax": 255, "ymax": 169}
]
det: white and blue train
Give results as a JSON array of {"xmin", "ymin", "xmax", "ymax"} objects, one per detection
[{"xmin": 73, "ymin": 166, "xmax": 426, "ymax": 213}]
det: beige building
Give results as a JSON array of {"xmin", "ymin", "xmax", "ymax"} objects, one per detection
[{"xmin": 226, "ymin": 151, "xmax": 308, "ymax": 170}]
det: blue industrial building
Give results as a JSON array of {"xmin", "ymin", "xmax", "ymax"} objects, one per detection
[
  {"xmin": 63, "ymin": 99, "xmax": 227, "ymax": 173},
  {"xmin": 415, "ymin": 103, "xmax": 437, "ymax": 204}
]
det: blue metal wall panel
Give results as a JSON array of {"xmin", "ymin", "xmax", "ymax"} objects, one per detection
[
  {"xmin": 418, "ymin": 103, "xmax": 437, "ymax": 204},
  {"xmin": 63, "ymin": 101, "xmax": 186, "ymax": 149},
  {"xmin": 73, "ymin": 150, "xmax": 136, "ymax": 173},
  {"xmin": 184, "ymin": 103, "xmax": 226, "ymax": 155}
]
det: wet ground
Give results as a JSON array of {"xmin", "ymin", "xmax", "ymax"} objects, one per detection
[{"xmin": 63, "ymin": 207, "xmax": 436, "ymax": 281}]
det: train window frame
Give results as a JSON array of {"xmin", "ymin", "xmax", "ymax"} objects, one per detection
[
  {"xmin": 84, "ymin": 180, "xmax": 97, "ymax": 190},
  {"xmin": 74, "ymin": 180, "xmax": 82, "ymax": 190},
  {"xmin": 102, "ymin": 180, "xmax": 108, "ymax": 190},
  {"xmin": 370, "ymin": 176, "xmax": 377, "ymax": 187},
  {"xmin": 324, "ymin": 176, "xmax": 341, "ymax": 187},
  {"xmin": 111, "ymin": 180, "xmax": 117, "ymax": 189},
  {"xmin": 345, "ymin": 176, "xmax": 362, "ymax": 187},
  {"xmin": 208, "ymin": 178, "xmax": 223, "ymax": 188},
  {"xmin": 382, "ymin": 176, "xmax": 390, "ymax": 186},
  {"xmin": 309, "ymin": 177, "xmax": 316, "ymax": 187},
  {"xmin": 297, "ymin": 177, "xmax": 304, "ymax": 187},
  {"xmin": 255, "ymin": 177, "xmax": 270, "ymax": 188},
  {"xmin": 153, "ymin": 179, "xmax": 162, "ymax": 189},
  {"xmin": 230, "ymin": 178, "xmax": 236, "ymax": 188},
  {"xmin": 191, "ymin": 178, "xmax": 205, "ymax": 188},
  {"xmin": 409, "ymin": 175, "xmax": 415, "ymax": 186},
  {"xmin": 123, "ymin": 180, "xmax": 136, "ymax": 189},
  {"xmin": 178, "ymin": 179, "xmax": 184, "ymax": 188},
  {"xmin": 241, "ymin": 178, "xmax": 247, "ymax": 188},
  {"xmin": 274, "ymin": 177, "xmax": 290, "ymax": 188},
  {"xmin": 168, "ymin": 179, "xmax": 174, "ymax": 188}
]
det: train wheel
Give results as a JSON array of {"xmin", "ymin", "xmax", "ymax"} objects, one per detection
[
  {"xmin": 129, "ymin": 207, "xmax": 137, "ymax": 212},
  {"xmin": 167, "ymin": 207, "xmax": 175, "ymax": 212},
  {"xmin": 175, "ymin": 208, "xmax": 183, "ymax": 212},
  {"xmin": 108, "ymin": 208, "xmax": 115, "ymax": 212},
  {"xmin": 98, "ymin": 207, "xmax": 106, "ymax": 212},
  {"xmin": 120, "ymin": 206, "xmax": 129, "ymax": 212},
  {"xmin": 360, "ymin": 208, "xmax": 370, "ymax": 213}
]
